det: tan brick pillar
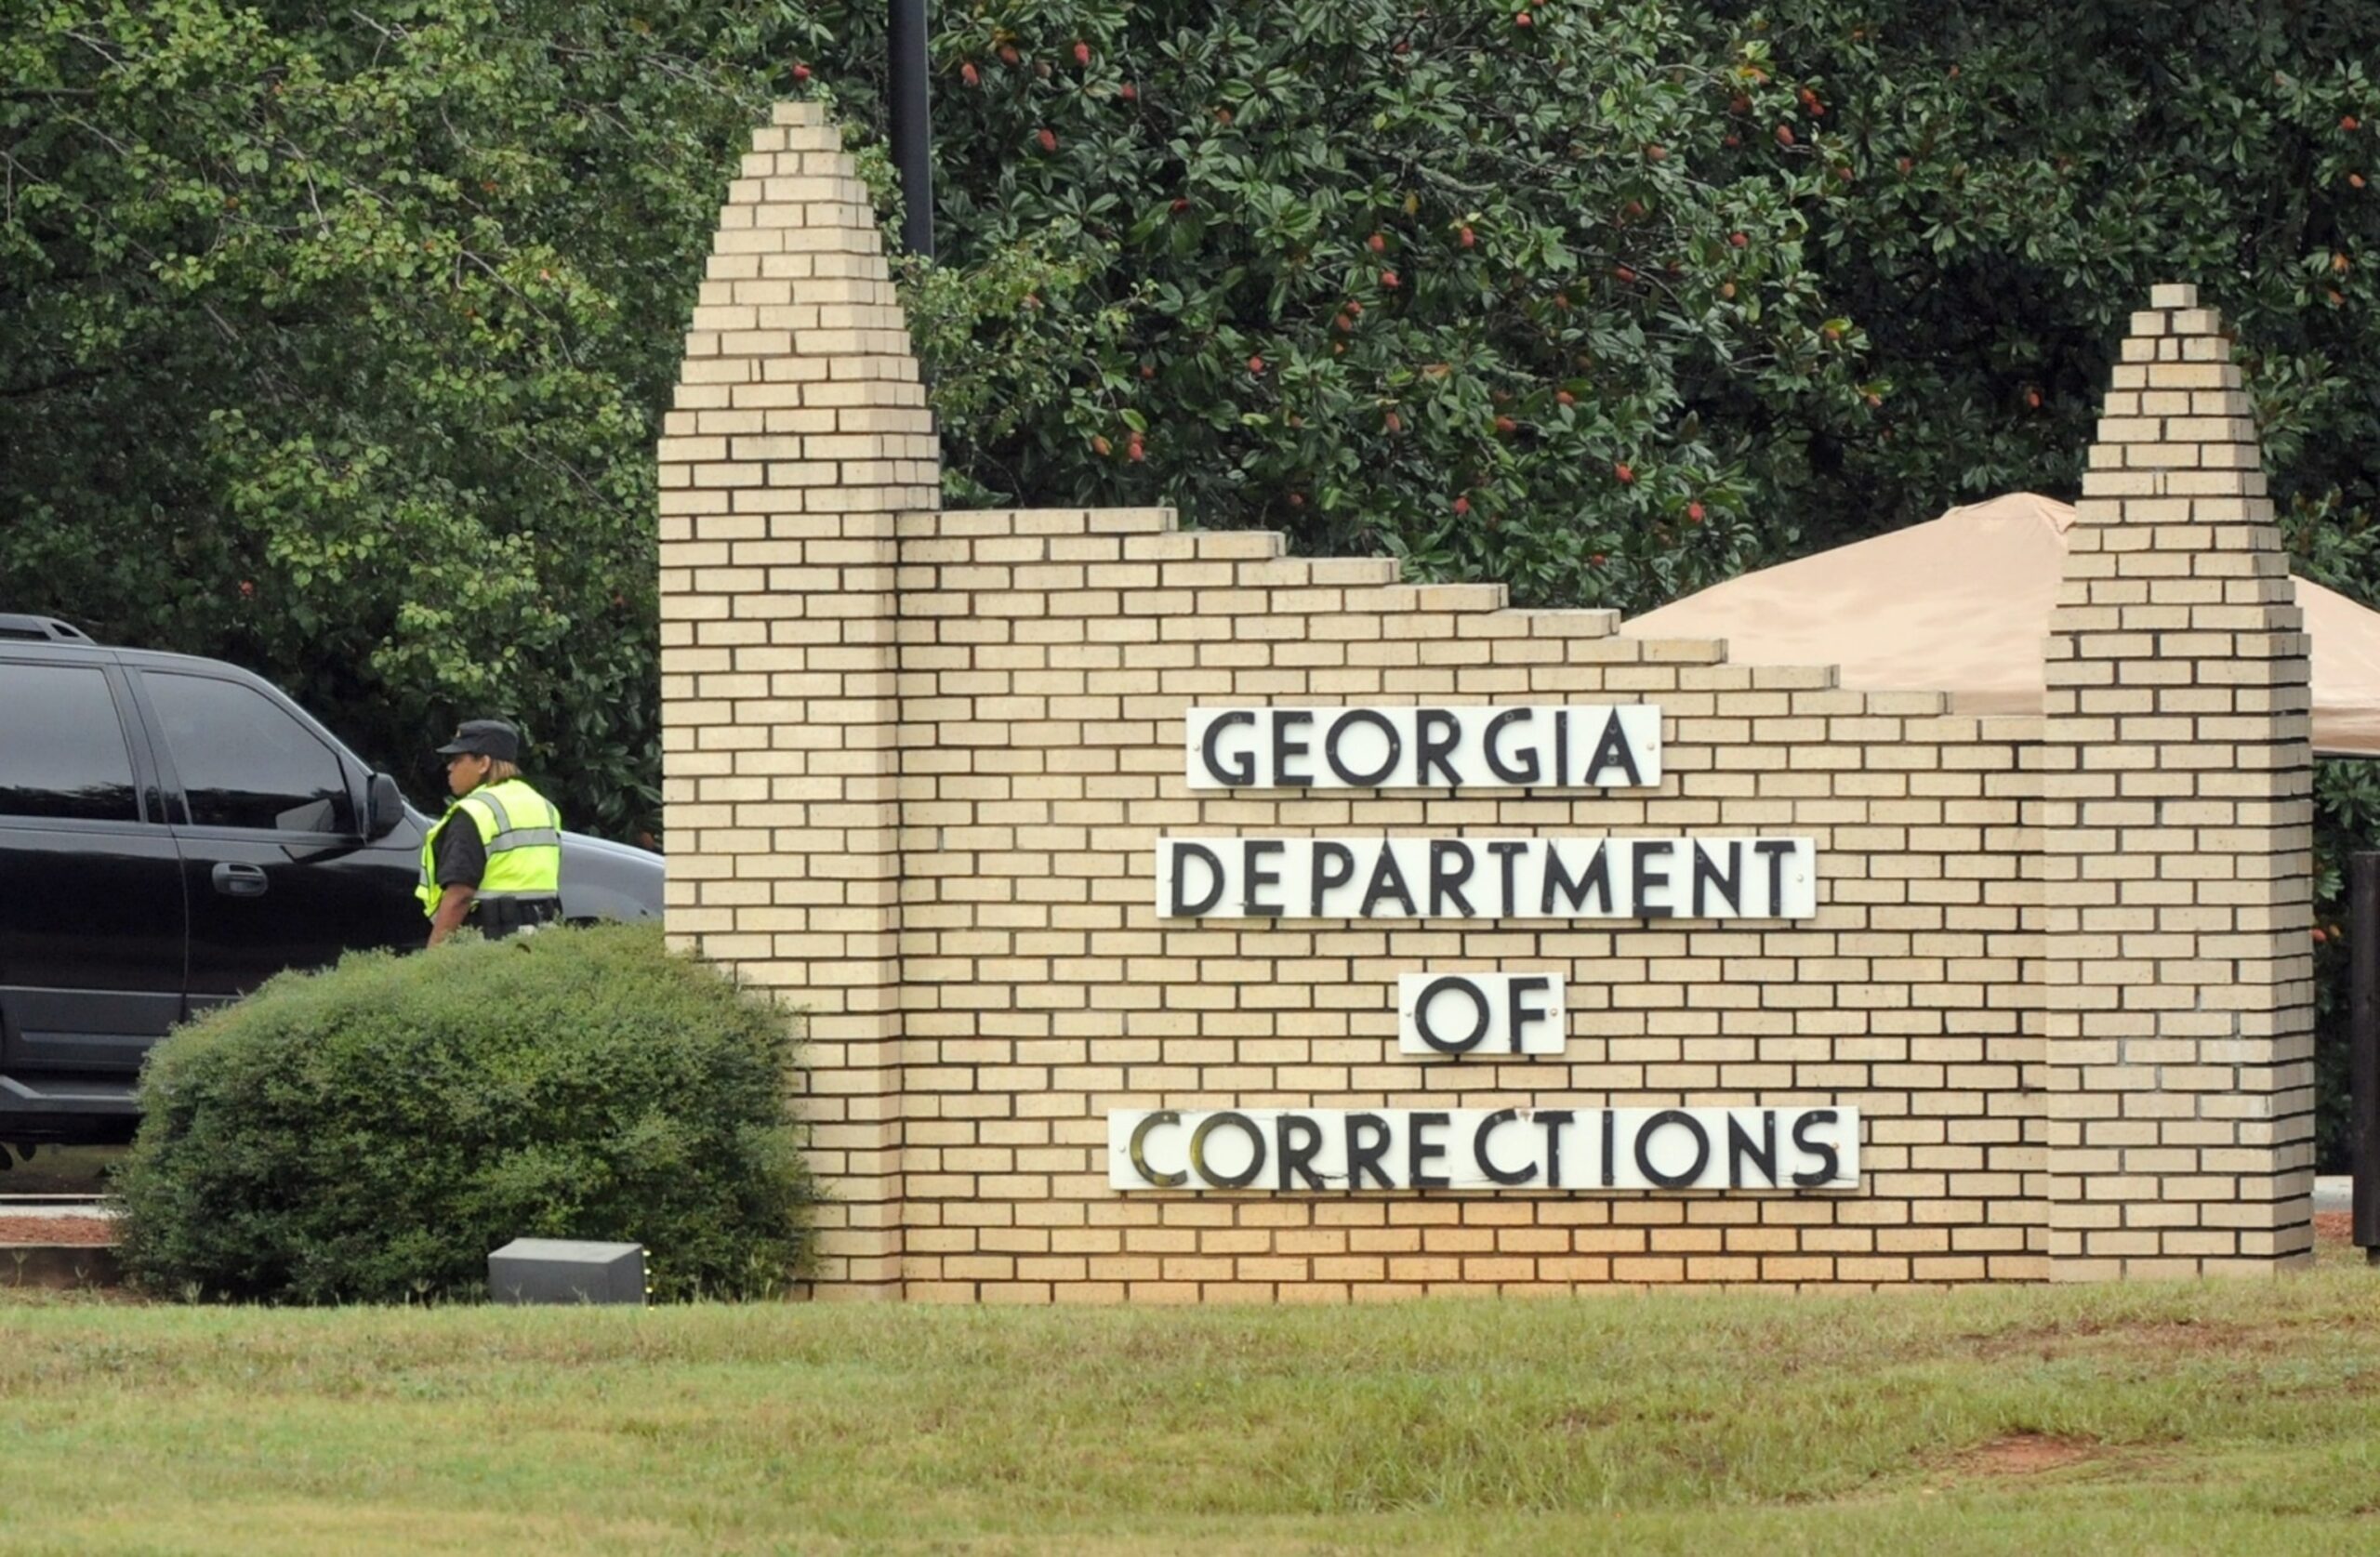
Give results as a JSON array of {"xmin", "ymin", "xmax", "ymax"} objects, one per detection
[
  {"xmin": 2042, "ymin": 283, "xmax": 2317, "ymax": 1278},
  {"xmin": 656, "ymin": 102, "xmax": 937, "ymax": 1296}
]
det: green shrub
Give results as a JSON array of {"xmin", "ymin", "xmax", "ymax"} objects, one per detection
[{"xmin": 112, "ymin": 924, "xmax": 812, "ymax": 1304}]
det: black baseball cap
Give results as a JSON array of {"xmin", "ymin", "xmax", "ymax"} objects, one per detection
[{"xmin": 435, "ymin": 719, "xmax": 522, "ymax": 762}]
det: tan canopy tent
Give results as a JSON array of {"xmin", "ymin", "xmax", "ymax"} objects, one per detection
[{"xmin": 1622, "ymin": 492, "xmax": 2380, "ymax": 758}]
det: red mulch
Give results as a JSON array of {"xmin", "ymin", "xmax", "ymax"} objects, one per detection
[{"xmin": 0, "ymin": 1217, "xmax": 114, "ymax": 1247}]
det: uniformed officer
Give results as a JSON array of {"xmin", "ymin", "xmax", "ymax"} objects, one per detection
[{"xmin": 418, "ymin": 719, "xmax": 563, "ymax": 946}]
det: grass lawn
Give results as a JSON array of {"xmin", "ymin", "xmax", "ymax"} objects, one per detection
[{"xmin": 3, "ymin": 1245, "xmax": 2378, "ymax": 1554}]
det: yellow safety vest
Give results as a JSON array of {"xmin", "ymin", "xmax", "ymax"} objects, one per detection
[{"xmin": 416, "ymin": 777, "xmax": 563, "ymax": 918}]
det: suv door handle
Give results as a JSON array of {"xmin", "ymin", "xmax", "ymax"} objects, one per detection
[{"xmin": 210, "ymin": 863, "xmax": 269, "ymax": 899}]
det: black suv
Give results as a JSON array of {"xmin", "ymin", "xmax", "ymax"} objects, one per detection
[{"xmin": 0, "ymin": 614, "xmax": 663, "ymax": 1142}]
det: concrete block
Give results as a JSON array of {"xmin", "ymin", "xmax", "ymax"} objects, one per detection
[{"xmin": 489, "ymin": 1239, "xmax": 648, "ymax": 1305}]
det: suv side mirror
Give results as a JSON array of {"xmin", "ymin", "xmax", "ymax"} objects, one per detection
[{"xmin": 365, "ymin": 772, "xmax": 406, "ymax": 840}]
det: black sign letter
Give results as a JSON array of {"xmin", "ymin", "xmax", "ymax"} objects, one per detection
[
  {"xmin": 1326, "ymin": 708, "xmax": 1402, "ymax": 786},
  {"xmin": 1506, "ymin": 975, "xmax": 1554, "ymax": 1053},
  {"xmin": 1791, "ymin": 1109, "xmax": 1844, "ymax": 1187},
  {"xmin": 1189, "ymin": 1112, "xmax": 1267, "ymax": 1189},
  {"xmin": 1487, "ymin": 841, "xmax": 1527, "ymax": 917},
  {"xmin": 1474, "ymin": 1110, "xmax": 1537, "ymax": 1185},
  {"xmin": 1271, "ymin": 710, "xmax": 1315, "ymax": 789},
  {"xmin": 1244, "ymin": 838, "xmax": 1286, "ymax": 918},
  {"xmin": 1630, "ymin": 840, "xmax": 1676, "ymax": 919},
  {"xmin": 1408, "ymin": 1112, "xmax": 1451, "ymax": 1189},
  {"xmin": 1585, "ymin": 708, "xmax": 1644, "ymax": 785},
  {"xmin": 1360, "ymin": 847, "xmax": 1419, "ymax": 917},
  {"xmin": 1537, "ymin": 1110, "xmax": 1578, "ymax": 1189},
  {"xmin": 1415, "ymin": 707, "xmax": 1461, "ymax": 785},
  {"xmin": 1754, "ymin": 838, "xmax": 1799, "ymax": 917},
  {"xmin": 1413, "ymin": 977, "xmax": 1491, "ymax": 1055},
  {"xmin": 1168, "ymin": 842, "xmax": 1224, "ymax": 917},
  {"xmin": 1726, "ymin": 1111, "xmax": 1778, "ymax": 1187},
  {"xmin": 1129, "ymin": 1112, "xmax": 1186, "ymax": 1188},
  {"xmin": 1633, "ymin": 1110, "xmax": 1712, "ymax": 1189},
  {"xmin": 1312, "ymin": 841, "xmax": 1355, "ymax": 915},
  {"xmin": 1429, "ymin": 839, "xmax": 1478, "ymax": 917},
  {"xmin": 1691, "ymin": 840, "xmax": 1742, "ymax": 917},
  {"xmin": 1200, "ymin": 711, "xmax": 1256, "ymax": 786},
  {"xmin": 1484, "ymin": 707, "xmax": 1540, "ymax": 785},
  {"xmin": 1541, "ymin": 842, "xmax": 1614, "ymax": 915},
  {"xmin": 1276, "ymin": 1115, "xmax": 1326, "ymax": 1190},
  {"xmin": 1345, "ymin": 1114, "xmax": 1395, "ymax": 1189}
]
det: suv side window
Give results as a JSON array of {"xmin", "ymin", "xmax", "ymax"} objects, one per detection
[
  {"xmin": 144, "ymin": 672, "xmax": 357, "ymax": 835},
  {"xmin": 0, "ymin": 661, "xmax": 140, "ymax": 822}
]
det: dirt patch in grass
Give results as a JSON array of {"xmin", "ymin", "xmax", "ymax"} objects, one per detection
[
  {"xmin": 2317, "ymin": 1210, "xmax": 2353, "ymax": 1243},
  {"xmin": 1944, "ymin": 1432, "xmax": 2109, "ymax": 1478},
  {"xmin": 0, "ymin": 1218, "xmax": 115, "ymax": 1247},
  {"xmin": 1956, "ymin": 1314, "xmax": 2273, "ymax": 1364}
]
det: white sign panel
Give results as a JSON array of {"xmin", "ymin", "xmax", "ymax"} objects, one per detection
[
  {"xmin": 1109, "ymin": 1106, "xmax": 1858, "ymax": 1192},
  {"xmin": 1186, "ymin": 705, "xmax": 1660, "ymax": 790},
  {"xmin": 1398, "ymin": 972, "xmax": 1566, "ymax": 1055},
  {"xmin": 1157, "ymin": 836, "xmax": 1816, "ymax": 920}
]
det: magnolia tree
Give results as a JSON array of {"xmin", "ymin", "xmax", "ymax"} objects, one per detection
[{"xmin": 896, "ymin": 0, "xmax": 1883, "ymax": 613}]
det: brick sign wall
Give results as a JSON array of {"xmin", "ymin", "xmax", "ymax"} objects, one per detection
[{"xmin": 657, "ymin": 104, "xmax": 2315, "ymax": 1300}]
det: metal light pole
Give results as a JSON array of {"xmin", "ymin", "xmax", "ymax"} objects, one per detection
[
  {"xmin": 2354, "ymin": 853, "xmax": 2379, "ymax": 1263},
  {"xmin": 888, "ymin": 0, "xmax": 933, "ymax": 259}
]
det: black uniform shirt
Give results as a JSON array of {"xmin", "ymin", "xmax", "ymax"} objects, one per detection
[{"xmin": 432, "ymin": 805, "xmax": 488, "ymax": 890}]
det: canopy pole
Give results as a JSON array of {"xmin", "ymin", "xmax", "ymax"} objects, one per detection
[{"xmin": 2355, "ymin": 852, "xmax": 2379, "ymax": 1262}]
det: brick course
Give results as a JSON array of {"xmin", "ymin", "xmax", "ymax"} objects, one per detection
[{"xmin": 658, "ymin": 109, "xmax": 2311, "ymax": 1299}]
